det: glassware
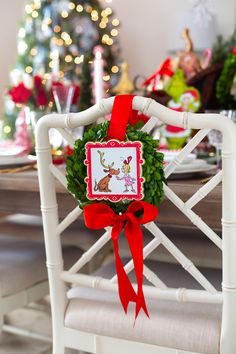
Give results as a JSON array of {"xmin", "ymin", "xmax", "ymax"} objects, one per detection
[
  {"xmin": 206, "ymin": 110, "xmax": 236, "ymax": 170},
  {"xmin": 52, "ymin": 85, "xmax": 75, "ymax": 114},
  {"xmin": 51, "ymin": 85, "xmax": 75, "ymax": 149}
]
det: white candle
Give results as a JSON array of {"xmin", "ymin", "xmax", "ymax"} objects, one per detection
[
  {"xmin": 51, "ymin": 48, "xmax": 59, "ymax": 80},
  {"xmin": 23, "ymin": 73, "xmax": 34, "ymax": 89},
  {"xmin": 93, "ymin": 46, "xmax": 104, "ymax": 103}
]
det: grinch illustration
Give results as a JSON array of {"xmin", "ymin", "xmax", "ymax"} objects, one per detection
[{"xmin": 116, "ymin": 156, "xmax": 136, "ymax": 193}]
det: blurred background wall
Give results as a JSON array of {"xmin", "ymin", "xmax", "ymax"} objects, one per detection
[{"xmin": 0, "ymin": 0, "xmax": 235, "ymax": 116}]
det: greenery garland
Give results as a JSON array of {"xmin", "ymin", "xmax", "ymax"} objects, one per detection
[
  {"xmin": 216, "ymin": 49, "xmax": 236, "ymax": 109},
  {"xmin": 212, "ymin": 33, "xmax": 236, "ymax": 65},
  {"xmin": 66, "ymin": 122, "xmax": 165, "ymax": 214}
]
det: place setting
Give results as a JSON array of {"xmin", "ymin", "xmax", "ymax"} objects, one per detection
[{"xmin": 160, "ymin": 149, "xmax": 216, "ymax": 179}]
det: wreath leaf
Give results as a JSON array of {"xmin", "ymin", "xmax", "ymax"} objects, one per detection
[{"xmin": 66, "ymin": 122, "xmax": 165, "ymax": 214}]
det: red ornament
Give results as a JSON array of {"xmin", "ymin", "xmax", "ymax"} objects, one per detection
[
  {"xmin": 129, "ymin": 111, "xmax": 149, "ymax": 126},
  {"xmin": 64, "ymin": 145, "xmax": 74, "ymax": 156},
  {"xmin": 8, "ymin": 83, "xmax": 32, "ymax": 104},
  {"xmin": 32, "ymin": 75, "xmax": 49, "ymax": 107},
  {"xmin": 71, "ymin": 84, "xmax": 80, "ymax": 105},
  {"xmin": 36, "ymin": 89, "xmax": 48, "ymax": 107},
  {"xmin": 142, "ymin": 58, "xmax": 174, "ymax": 91},
  {"xmin": 233, "ymin": 46, "xmax": 236, "ymax": 55},
  {"xmin": 166, "ymin": 125, "xmax": 185, "ymax": 133},
  {"xmin": 34, "ymin": 75, "xmax": 43, "ymax": 90}
]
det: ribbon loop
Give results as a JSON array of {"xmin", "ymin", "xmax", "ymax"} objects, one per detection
[{"xmin": 84, "ymin": 201, "xmax": 158, "ymax": 319}]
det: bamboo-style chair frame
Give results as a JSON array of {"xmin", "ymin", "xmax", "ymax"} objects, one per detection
[{"xmin": 36, "ymin": 96, "xmax": 236, "ymax": 354}]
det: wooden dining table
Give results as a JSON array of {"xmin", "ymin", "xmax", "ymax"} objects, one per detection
[{"xmin": 0, "ymin": 169, "xmax": 222, "ymax": 230}]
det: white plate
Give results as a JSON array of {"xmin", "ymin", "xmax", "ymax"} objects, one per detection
[
  {"xmin": 165, "ymin": 159, "xmax": 216, "ymax": 179},
  {"xmin": 0, "ymin": 146, "xmax": 27, "ymax": 157},
  {"xmin": 160, "ymin": 149, "xmax": 196, "ymax": 164},
  {"xmin": 174, "ymin": 159, "xmax": 208, "ymax": 172},
  {"xmin": 173, "ymin": 164, "xmax": 216, "ymax": 174},
  {"xmin": 0, "ymin": 155, "xmax": 37, "ymax": 167}
]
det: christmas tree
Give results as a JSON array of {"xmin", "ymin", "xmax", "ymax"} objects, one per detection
[
  {"xmin": 216, "ymin": 47, "xmax": 236, "ymax": 109},
  {"xmin": 78, "ymin": 53, "xmax": 93, "ymax": 112},
  {"xmin": 3, "ymin": 0, "xmax": 121, "ymax": 139}
]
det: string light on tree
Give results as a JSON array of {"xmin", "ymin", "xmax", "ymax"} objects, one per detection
[
  {"xmin": 69, "ymin": 2, "xmax": 75, "ymax": 10},
  {"xmin": 25, "ymin": 4, "xmax": 33, "ymax": 14},
  {"xmin": 32, "ymin": 10, "xmax": 39, "ymax": 18},
  {"xmin": 112, "ymin": 18, "xmax": 119, "ymax": 26},
  {"xmin": 25, "ymin": 66, "xmax": 33, "ymax": 73},
  {"xmin": 2, "ymin": 0, "xmax": 121, "ymax": 139},
  {"xmin": 111, "ymin": 65, "xmax": 119, "ymax": 73},
  {"xmin": 18, "ymin": 28, "xmax": 26, "ymax": 38},
  {"xmin": 30, "ymin": 48, "xmax": 37, "ymax": 56},
  {"xmin": 85, "ymin": 5, "xmax": 93, "ymax": 13},
  {"xmin": 34, "ymin": 1, "xmax": 41, "ymax": 10},
  {"xmin": 61, "ymin": 11, "xmax": 69, "ymax": 18},
  {"xmin": 54, "ymin": 25, "xmax": 61, "ymax": 33},
  {"xmin": 74, "ymin": 55, "xmax": 84, "ymax": 64},
  {"xmin": 111, "ymin": 29, "xmax": 118, "ymax": 36},
  {"xmin": 65, "ymin": 54, "xmax": 73, "ymax": 63},
  {"xmin": 76, "ymin": 4, "xmax": 83, "ymax": 12}
]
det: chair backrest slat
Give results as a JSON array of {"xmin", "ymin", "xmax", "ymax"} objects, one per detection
[{"xmin": 185, "ymin": 170, "xmax": 222, "ymax": 209}]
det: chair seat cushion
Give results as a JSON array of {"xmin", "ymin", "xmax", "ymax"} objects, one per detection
[
  {"xmin": 65, "ymin": 260, "xmax": 222, "ymax": 354},
  {"xmin": 0, "ymin": 236, "xmax": 82, "ymax": 297}
]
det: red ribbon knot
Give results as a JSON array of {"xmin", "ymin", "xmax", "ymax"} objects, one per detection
[{"xmin": 83, "ymin": 201, "xmax": 158, "ymax": 319}]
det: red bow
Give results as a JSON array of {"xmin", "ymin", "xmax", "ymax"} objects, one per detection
[
  {"xmin": 142, "ymin": 58, "xmax": 174, "ymax": 88},
  {"xmin": 124, "ymin": 156, "xmax": 132, "ymax": 164},
  {"xmin": 84, "ymin": 201, "xmax": 158, "ymax": 319}
]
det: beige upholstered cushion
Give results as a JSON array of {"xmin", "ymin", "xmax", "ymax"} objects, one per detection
[
  {"xmin": 65, "ymin": 260, "xmax": 222, "ymax": 354},
  {"xmin": 0, "ymin": 236, "xmax": 82, "ymax": 297}
]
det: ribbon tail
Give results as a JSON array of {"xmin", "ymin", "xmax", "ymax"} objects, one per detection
[
  {"xmin": 113, "ymin": 237, "xmax": 137, "ymax": 313},
  {"xmin": 135, "ymin": 288, "xmax": 149, "ymax": 319},
  {"xmin": 125, "ymin": 217, "xmax": 150, "ymax": 319}
]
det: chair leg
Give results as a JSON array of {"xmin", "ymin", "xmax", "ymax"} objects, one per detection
[
  {"xmin": 0, "ymin": 313, "xmax": 3, "ymax": 334},
  {"xmin": 52, "ymin": 342, "xmax": 65, "ymax": 354}
]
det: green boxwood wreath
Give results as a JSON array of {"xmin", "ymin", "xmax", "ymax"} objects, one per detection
[{"xmin": 66, "ymin": 121, "xmax": 165, "ymax": 214}]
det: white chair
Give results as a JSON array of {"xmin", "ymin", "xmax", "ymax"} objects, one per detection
[{"xmin": 35, "ymin": 96, "xmax": 236, "ymax": 354}]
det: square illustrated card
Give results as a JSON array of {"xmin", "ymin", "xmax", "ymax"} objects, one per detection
[{"xmin": 84, "ymin": 140, "xmax": 145, "ymax": 202}]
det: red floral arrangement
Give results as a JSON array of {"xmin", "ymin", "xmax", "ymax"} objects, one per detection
[
  {"xmin": 8, "ymin": 83, "xmax": 32, "ymax": 105},
  {"xmin": 7, "ymin": 73, "xmax": 80, "ymax": 109}
]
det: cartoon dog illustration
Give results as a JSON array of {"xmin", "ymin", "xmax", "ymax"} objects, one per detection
[{"xmin": 94, "ymin": 151, "xmax": 120, "ymax": 192}]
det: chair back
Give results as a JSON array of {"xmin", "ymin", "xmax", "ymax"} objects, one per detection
[{"xmin": 36, "ymin": 96, "xmax": 236, "ymax": 354}]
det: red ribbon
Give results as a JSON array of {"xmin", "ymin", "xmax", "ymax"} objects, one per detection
[
  {"xmin": 107, "ymin": 95, "xmax": 133, "ymax": 141},
  {"xmin": 84, "ymin": 201, "xmax": 158, "ymax": 319},
  {"xmin": 107, "ymin": 95, "xmax": 149, "ymax": 140}
]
